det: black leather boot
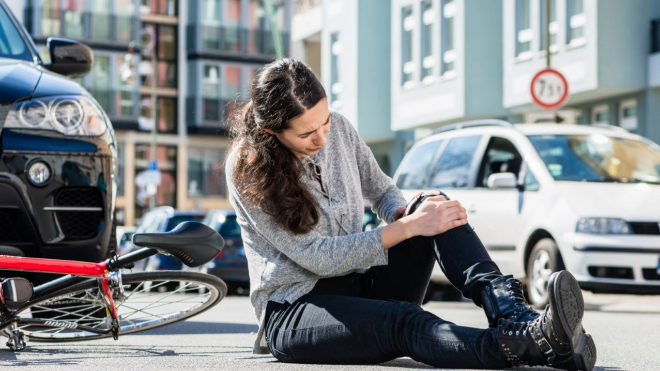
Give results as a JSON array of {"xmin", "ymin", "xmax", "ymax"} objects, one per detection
[
  {"xmin": 480, "ymin": 274, "xmax": 539, "ymax": 327},
  {"xmin": 497, "ymin": 271, "xmax": 597, "ymax": 370}
]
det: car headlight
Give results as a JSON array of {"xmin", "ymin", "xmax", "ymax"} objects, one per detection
[
  {"xmin": 5, "ymin": 95, "xmax": 107, "ymax": 136},
  {"xmin": 576, "ymin": 217, "xmax": 631, "ymax": 234}
]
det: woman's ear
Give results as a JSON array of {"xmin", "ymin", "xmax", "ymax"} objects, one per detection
[{"xmin": 263, "ymin": 128, "xmax": 275, "ymax": 135}]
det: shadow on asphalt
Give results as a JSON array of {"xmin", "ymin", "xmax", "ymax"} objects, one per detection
[
  {"xmin": 0, "ymin": 344, "xmax": 254, "ymax": 364},
  {"xmin": 130, "ymin": 320, "xmax": 258, "ymax": 335}
]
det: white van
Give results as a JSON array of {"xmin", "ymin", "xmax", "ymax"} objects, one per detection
[{"xmin": 393, "ymin": 120, "xmax": 660, "ymax": 307}]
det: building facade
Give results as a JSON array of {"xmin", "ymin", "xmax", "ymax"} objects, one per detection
[
  {"xmin": 296, "ymin": 0, "xmax": 660, "ymax": 174},
  {"xmin": 11, "ymin": 0, "xmax": 290, "ymax": 226},
  {"xmin": 392, "ymin": 0, "xmax": 660, "ymax": 145},
  {"xmin": 292, "ymin": 0, "xmax": 413, "ymax": 176}
]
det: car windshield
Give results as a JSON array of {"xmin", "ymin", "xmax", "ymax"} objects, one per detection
[
  {"xmin": 528, "ymin": 134, "xmax": 660, "ymax": 183},
  {"xmin": 165, "ymin": 214, "xmax": 205, "ymax": 232},
  {"xmin": 0, "ymin": 4, "xmax": 32, "ymax": 61}
]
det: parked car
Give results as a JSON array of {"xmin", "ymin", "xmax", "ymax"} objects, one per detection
[
  {"xmin": 393, "ymin": 119, "xmax": 660, "ymax": 307},
  {"xmin": 202, "ymin": 209, "xmax": 249, "ymax": 294},
  {"xmin": 119, "ymin": 206, "xmax": 206, "ymax": 271},
  {"xmin": 0, "ymin": 0, "xmax": 116, "ymax": 263}
]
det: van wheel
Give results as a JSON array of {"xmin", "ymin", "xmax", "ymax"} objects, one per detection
[{"xmin": 526, "ymin": 238, "xmax": 562, "ymax": 309}]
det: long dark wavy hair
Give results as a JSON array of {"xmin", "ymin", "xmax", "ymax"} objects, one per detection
[{"xmin": 229, "ymin": 58, "xmax": 327, "ymax": 234}]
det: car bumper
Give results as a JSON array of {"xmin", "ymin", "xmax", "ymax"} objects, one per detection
[
  {"xmin": 562, "ymin": 232, "xmax": 660, "ymax": 292},
  {"xmin": 0, "ymin": 149, "xmax": 114, "ymax": 262}
]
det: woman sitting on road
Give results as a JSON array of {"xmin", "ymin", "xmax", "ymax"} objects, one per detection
[{"xmin": 225, "ymin": 58, "xmax": 597, "ymax": 370}]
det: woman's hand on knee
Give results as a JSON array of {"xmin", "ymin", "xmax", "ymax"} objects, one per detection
[{"xmin": 405, "ymin": 196, "xmax": 468, "ymax": 236}]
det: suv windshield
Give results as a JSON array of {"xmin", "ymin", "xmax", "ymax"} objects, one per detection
[
  {"xmin": 529, "ymin": 134, "xmax": 660, "ymax": 183},
  {"xmin": 0, "ymin": 4, "xmax": 32, "ymax": 61}
]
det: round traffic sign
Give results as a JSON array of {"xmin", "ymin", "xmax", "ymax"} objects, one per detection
[{"xmin": 530, "ymin": 67, "xmax": 569, "ymax": 110}]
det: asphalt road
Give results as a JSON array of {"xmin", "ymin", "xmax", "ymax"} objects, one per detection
[{"xmin": 1, "ymin": 290, "xmax": 658, "ymax": 370}]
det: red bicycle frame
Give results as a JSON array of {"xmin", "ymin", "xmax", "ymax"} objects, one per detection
[{"xmin": 0, "ymin": 254, "xmax": 120, "ymax": 327}]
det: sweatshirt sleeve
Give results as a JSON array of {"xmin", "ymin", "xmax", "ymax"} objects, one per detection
[
  {"xmin": 337, "ymin": 113, "xmax": 407, "ymax": 223},
  {"xmin": 226, "ymin": 150, "xmax": 388, "ymax": 277}
]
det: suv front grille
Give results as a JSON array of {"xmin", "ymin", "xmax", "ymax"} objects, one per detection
[
  {"xmin": 54, "ymin": 187, "xmax": 103, "ymax": 240},
  {"xmin": 629, "ymin": 222, "xmax": 660, "ymax": 235},
  {"xmin": 0, "ymin": 209, "xmax": 20, "ymax": 242}
]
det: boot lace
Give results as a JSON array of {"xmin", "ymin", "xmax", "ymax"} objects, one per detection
[{"xmin": 504, "ymin": 278, "xmax": 539, "ymax": 321}]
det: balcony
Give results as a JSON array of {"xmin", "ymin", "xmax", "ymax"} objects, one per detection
[
  {"xmin": 187, "ymin": 24, "xmax": 290, "ymax": 58},
  {"xmin": 28, "ymin": 7, "xmax": 136, "ymax": 45},
  {"xmin": 87, "ymin": 88, "xmax": 138, "ymax": 122}
]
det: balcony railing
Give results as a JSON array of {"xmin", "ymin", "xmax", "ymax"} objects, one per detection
[
  {"xmin": 188, "ymin": 24, "xmax": 290, "ymax": 57},
  {"xmin": 186, "ymin": 96, "xmax": 244, "ymax": 134},
  {"xmin": 27, "ymin": 7, "xmax": 136, "ymax": 43},
  {"xmin": 87, "ymin": 88, "xmax": 139, "ymax": 122}
]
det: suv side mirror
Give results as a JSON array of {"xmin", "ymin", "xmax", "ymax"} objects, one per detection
[
  {"xmin": 487, "ymin": 172, "xmax": 518, "ymax": 189},
  {"xmin": 44, "ymin": 37, "xmax": 93, "ymax": 78}
]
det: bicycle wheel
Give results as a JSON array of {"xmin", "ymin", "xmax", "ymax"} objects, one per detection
[{"xmin": 9, "ymin": 271, "xmax": 227, "ymax": 342}]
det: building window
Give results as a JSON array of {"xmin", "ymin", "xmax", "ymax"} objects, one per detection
[
  {"xmin": 141, "ymin": 0, "xmax": 177, "ymax": 16},
  {"xmin": 89, "ymin": 54, "xmax": 112, "ymax": 114},
  {"xmin": 224, "ymin": 0, "xmax": 242, "ymax": 52},
  {"xmin": 223, "ymin": 65, "xmax": 242, "ymax": 120},
  {"xmin": 202, "ymin": 64, "xmax": 221, "ymax": 122},
  {"xmin": 91, "ymin": 0, "xmax": 112, "ymax": 40},
  {"xmin": 652, "ymin": 19, "xmax": 660, "ymax": 53},
  {"xmin": 115, "ymin": 0, "xmax": 136, "ymax": 42},
  {"xmin": 201, "ymin": 0, "xmax": 222, "ymax": 50},
  {"xmin": 187, "ymin": 148, "xmax": 226, "ymax": 197},
  {"xmin": 401, "ymin": 6, "xmax": 414, "ymax": 87},
  {"xmin": 139, "ymin": 95, "xmax": 177, "ymax": 133},
  {"xmin": 567, "ymin": 0, "xmax": 585, "ymax": 47},
  {"xmin": 63, "ymin": 0, "xmax": 85, "ymax": 39},
  {"xmin": 330, "ymin": 32, "xmax": 342, "ymax": 108},
  {"xmin": 440, "ymin": 0, "xmax": 455, "ymax": 76},
  {"xmin": 420, "ymin": 0, "xmax": 435, "ymax": 82},
  {"xmin": 515, "ymin": 0, "xmax": 532, "ymax": 59},
  {"xmin": 41, "ymin": 0, "xmax": 61, "ymax": 36},
  {"xmin": 619, "ymin": 99, "xmax": 638, "ymax": 131},
  {"xmin": 591, "ymin": 104, "xmax": 609, "ymax": 125},
  {"xmin": 140, "ymin": 23, "xmax": 178, "ymax": 89},
  {"xmin": 115, "ymin": 53, "xmax": 137, "ymax": 118},
  {"xmin": 539, "ymin": 0, "xmax": 558, "ymax": 53}
]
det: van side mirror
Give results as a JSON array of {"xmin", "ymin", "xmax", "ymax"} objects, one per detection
[
  {"xmin": 44, "ymin": 37, "xmax": 93, "ymax": 78},
  {"xmin": 487, "ymin": 172, "xmax": 518, "ymax": 189}
]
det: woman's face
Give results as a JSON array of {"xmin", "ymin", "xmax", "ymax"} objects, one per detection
[{"xmin": 271, "ymin": 98, "xmax": 331, "ymax": 159}]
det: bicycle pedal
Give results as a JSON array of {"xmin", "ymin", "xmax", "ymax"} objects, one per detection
[{"xmin": 1, "ymin": 278, "xmax": 33, "ymax": 312}]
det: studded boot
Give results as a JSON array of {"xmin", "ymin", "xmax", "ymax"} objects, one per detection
[
  {"xmin": 480, "ymin": 274, "xmax": 540, "ymax": 328},
  {"xmin": 497, "ymin": 271, "xmax": 597, "ymax": 370}
]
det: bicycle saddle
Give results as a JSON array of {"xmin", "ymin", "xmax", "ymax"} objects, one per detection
[{"xmin": 132, "ymin": 221, "xmax": 224, "ymax": 267}]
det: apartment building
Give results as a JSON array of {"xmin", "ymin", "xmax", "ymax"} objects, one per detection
[{"xmin": 12, "ymin": 0, "xmax": 290, "ymax": 226}]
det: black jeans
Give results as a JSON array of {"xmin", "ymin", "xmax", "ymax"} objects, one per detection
[{"xmin": 264, "ymin": 224, "xmax": 511, "ymax": 368}]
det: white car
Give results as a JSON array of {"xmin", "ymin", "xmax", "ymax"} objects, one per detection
[{"xmin": 393, "ymin": 120, "xmax": 660, "ymax": 307}]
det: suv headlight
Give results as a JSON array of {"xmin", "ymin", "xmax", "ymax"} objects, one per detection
[
  {"xmin": 5, "ymin": 95, "xmax": 107, "ymax": 136},
  {"xmin": 576, "ymin": 217, "xmax": 631, "ymax": 234}
]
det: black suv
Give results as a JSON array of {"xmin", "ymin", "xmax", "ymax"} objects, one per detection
[{"xmin": 0, "ymin": 1, "xmax": 117, "ymax": 262}]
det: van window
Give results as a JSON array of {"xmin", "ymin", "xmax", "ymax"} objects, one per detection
[
  {"xmin": 477, "ymin": 137, "xmax": 523, "ymax": 187},
  {"xmin": 429, "ymin": 135, "xmax": 481, "ymax": 188},
  {"xmin": 395, "ymin": 139, "xmax": 445, "ymax": 189}
]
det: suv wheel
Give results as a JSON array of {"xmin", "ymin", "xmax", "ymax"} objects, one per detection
[{"xmin": 526, "ymin": 238, "xmax": 562, "ymax": 308}]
